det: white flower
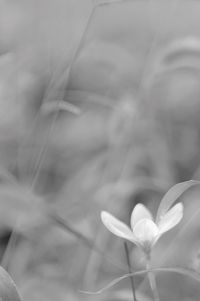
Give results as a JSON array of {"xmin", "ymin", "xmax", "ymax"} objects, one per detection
[{"xmin": 101, "ymin": 202, "xmax": 183, "ymax": 254}]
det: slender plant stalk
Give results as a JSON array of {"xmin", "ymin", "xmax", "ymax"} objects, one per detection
[
  {"xmin": 81, "ymin": 266, "xmax": 200, "ymax": 295},
  {"xmin": 124, "ymin": 242, "xmax": 137, "ymax": 301},
  {"xmin": 146, "ymin": 255, "xmax": 160, "ymax": 301},
  {"xmin": 95, "ymin": 0, "xmax": 133, "ymax": 6},
  {"xmin": 50, "ymin": 212, "xmax": 128, "ymax": 272}
]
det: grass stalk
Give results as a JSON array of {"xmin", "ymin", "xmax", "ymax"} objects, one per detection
[
  {"xmin": 124, "ymin": 242, "xmax": 137, "ymax": 301},
  {"xmin": 146, "ymin": 255, "xmax": 160, "ymax": 301}
]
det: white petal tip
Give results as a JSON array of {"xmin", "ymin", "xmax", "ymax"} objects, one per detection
[
  {"xmin": 173, "ymin": 202, "xmax": 184, "ymax": 219},
  {"xmin": 158, "ymin": 202, "xmax": 184, "ymax": 235},
  {"xmin": 133, "ymin": 219, "xmax": 159, "ymax": 241},
  {"xmin": 134, "ymin": 203, "xmax": 147, "ymax": 211},
  {"xmin": 100, "ymin": 210, "xmax": 134, "ymax": 241},
  {"xmin": 101, "ymin": 211, "xmax": 110, "ymax": 223},
  {"xmin": 131, "ymin": 203, "xmax": 153, "ymax": 230}
]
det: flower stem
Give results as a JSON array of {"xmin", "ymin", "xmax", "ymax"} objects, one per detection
[
  {"xmin": 124, "ymin": 242, "xmax": 138, "ymax": 301},
  {"xmin": 146, "ymin": 255, "xmax": 160, "ymax": 301}
]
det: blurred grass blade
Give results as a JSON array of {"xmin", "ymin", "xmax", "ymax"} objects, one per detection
[
  {"xmin": 50, "ymin": 212, "xmax": 127, "ymax": 272},
  {"xmin": 167, "ymin": 267, "xmax": 200, "ymax": 283},
  {"xmin": 41, "ymin": 100, "xmax": 81, "ymax": 116},
  {"xmin": 80, "ymin": 267, "xmax": 200, "ymax": 295},
  {"xmin": 161, "ymin": 37, "xmax": 200, "ymax": 68},
  {"xmin": 95, "ymin": 0, "xmax": 132, "ymax": 7},
  {"xmin": 0, "ymin": 266, "xmax": 22, "ymax": 301},
  {"xmin": 156, "ymin": 180, "xmax": 200, "ymax": 223}
]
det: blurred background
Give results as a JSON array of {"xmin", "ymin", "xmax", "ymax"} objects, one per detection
[{"xmin": 1, "ymin": 0, "xmax": 200, "ymax": 300}]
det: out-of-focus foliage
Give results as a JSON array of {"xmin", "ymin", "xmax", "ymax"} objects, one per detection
[{"xmin": 1, "ymin": 0, "xmax": 200, "ymax": 301}]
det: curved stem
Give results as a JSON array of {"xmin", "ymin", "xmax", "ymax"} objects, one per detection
[{"xmin": 146, "ymin": 255, "xmax": 160, "ymax": 301}]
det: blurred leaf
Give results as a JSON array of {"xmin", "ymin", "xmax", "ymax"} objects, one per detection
[
  {"xmin": 41, "ymin": 100, "xmax": 81, "ymax": 116},
  {"xmin": 0, "ymin": 266, "xmax": 22, "ymax": 301},
  {"xmin": 156, "ymin": 180, "xmax": 200, "ymax": 223},
  {"xmin": 161, "ymin": 37, "xmax": 200, "ymax": 71}
]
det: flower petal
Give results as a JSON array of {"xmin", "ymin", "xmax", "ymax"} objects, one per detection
[
  {"xmin": 101, "ymin": 211, "xmax": 134, "ymax": 241},
  {"xmin": 158, "ymin": 202, "xmax": 183, "ymax": 235},
  {"xmin": 133, "ymin": 218, "xmax": 159, "ymax": 244},
  {"xmin": 131, "ymin": 203, "xmax": 153, "ymax": 230}
]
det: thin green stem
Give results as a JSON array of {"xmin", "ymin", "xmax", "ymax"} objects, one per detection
[
  {"xmin": 124, "ymin": 242, "xmax": 137, "ymax": 301},
  {"xmin": 80, "ymin": 266, "xmax": 200, "ymax": 295},
  {"xmin": 50, "ymin": 212, "xmax": 127, "ymax": 272},
  {"xmin": 146, "ymin": 256, "xmax": 160, "ymax": 301}
]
